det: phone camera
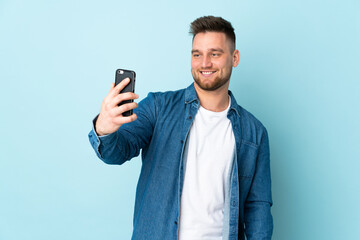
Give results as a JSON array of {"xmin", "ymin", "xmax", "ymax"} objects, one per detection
[{"xmin": 118, "ymin": 70, "xmax": 124, "ymax": 74}]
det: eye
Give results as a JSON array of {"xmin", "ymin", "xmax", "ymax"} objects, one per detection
[
  {"xmin": 212, "ymin": 53, "xmax": 221, "ymax": 57},
  {"xmin": 193, "ymin": 53, "xmax": 200, "ymax": 58}
]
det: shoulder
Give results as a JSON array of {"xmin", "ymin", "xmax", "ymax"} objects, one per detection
[
  {"xmin": 145, "ymin": 87, "xmax": 187, "ymax": 107},
  {"xmin": 149, "ymin": 87, "xmax": 186, "ymax": 99},
  {"xmin": 239, "ymin": 105, "xmax": 266, "ymax": 130},
  {"xmin": 136, "ymin": 87, "xmax": 187, "ymax": 119},
  {"xmin": 233, "ymin": 102, "xmax": 268, "ymax": 146}
]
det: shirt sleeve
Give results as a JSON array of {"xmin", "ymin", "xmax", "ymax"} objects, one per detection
[
  {"xmin": 88, "ymin": 115, "xmax": 117, "ymax": 159},
  {"xmin": 88, "ymin": 92, "xmax": 157, "ymax": 165},
  {"xmin": 244, "ymin": 129, "xmax": 273, "ymax": 240}
]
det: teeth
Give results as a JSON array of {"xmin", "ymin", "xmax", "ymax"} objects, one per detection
[{"xmin": 201, "ymin": 71, "xmax": 214, "ymax": 75}]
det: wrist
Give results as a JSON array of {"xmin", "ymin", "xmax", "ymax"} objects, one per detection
[{"xmin": 94, "ymin": 118, "xmax": 107, "ymax": 136}]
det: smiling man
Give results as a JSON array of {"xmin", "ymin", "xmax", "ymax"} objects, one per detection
[{"xmin": 89, "ymin": 16, "xmax": 273, "ymax": 240}]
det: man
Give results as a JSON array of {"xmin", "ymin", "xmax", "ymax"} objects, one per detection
[{"xmin": 89, "ymin": 16, "xmax": 273, "ymax": 240}]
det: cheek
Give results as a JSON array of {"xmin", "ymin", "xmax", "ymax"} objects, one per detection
[
  {"xmin": 191, "ymin": 59, "xmax": 198, "ymax": 69},
  {"xmin": 219, "ymin": 58, "xmax": 233, "ymax": 69}
]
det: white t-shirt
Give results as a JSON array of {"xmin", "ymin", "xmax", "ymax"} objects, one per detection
[{"xmin": 179, "ymin": 99, "xmax": 235, "ymax": 240}]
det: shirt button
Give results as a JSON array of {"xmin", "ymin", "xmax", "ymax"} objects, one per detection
[
  {"xmin": 180, "ymin": 140, "xmax": 184, "ymax": 144},
  {"xmin": 174, "ymin": 221, "xmax": 178, "ymax": 225},
  {"xmin": 188, "ymin": 116, "xmax": 192, "ymax": 120}
]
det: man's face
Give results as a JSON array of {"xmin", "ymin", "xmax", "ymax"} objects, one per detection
[{"xmin": 191, "ymin": 31, "xmax": 240, "ymax": 91}]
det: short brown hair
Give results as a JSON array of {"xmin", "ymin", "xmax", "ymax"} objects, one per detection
[{"xmin": 190, "ymin": 16, "xmax": 236, "ymax": 50}]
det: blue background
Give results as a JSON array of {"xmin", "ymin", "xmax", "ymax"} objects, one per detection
[{"xmin": 1, "ymin": 0, "xmax": 359, "ymax": 239}]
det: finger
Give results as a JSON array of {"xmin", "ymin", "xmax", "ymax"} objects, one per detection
[
  {"xmin": 112, "ymin": 113, "xmax": 138, "ymax": 125},
  {"xmin": 109, "ymin": 102, "xmax": 138, "ymax": 117},
  {"xmin": 110, "ymin": 92, "xmax": 139, "ymax": 107},
  {"xmin": 104, "ymin": 82, "xmax": 115, "ymax": 97},
  {"xmin": 110, "ymin": 78, "xmax": 131, "ymax": 97},
  {"xmin": 119, "ymin": 102, "xmax": 138, "ymax": 116},
  {"xmin": 102, "ymin": 82, "xmax": 116, "ymax": 106}
]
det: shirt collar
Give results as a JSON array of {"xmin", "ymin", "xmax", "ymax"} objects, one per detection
[
  {"xmin": 184, "ymin": 83, "xmax": 198, "ymax": 104},
  {"xmin": 228, "ymin": 90, "xmax": 241, "ymax": 117},
  {"xmin": 184, "ymin": 82, "xmax": 241, "ymax": 117}
]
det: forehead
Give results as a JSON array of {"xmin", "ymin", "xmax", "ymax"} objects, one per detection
[{"xmin": 192, "ymin": 32, "xmax": 230, "ymax": 51}]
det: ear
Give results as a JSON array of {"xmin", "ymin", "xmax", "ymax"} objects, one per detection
[{"xmin": 232, "ymin": 50, "xmax": 240, "ymax": 67}]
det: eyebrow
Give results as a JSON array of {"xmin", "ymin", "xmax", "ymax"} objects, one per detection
[
  {"xmin": 209, "ymin": 48, "xmax": 225, "ymax": 53},
  {"xmin": 191, "ymin": 48, "xmax": 225, "ymax": 54}
]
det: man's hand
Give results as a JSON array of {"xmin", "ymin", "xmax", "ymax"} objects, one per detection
[{"xmin": 95, "ymin": 78, "xmax": 139, "ymax": 136}]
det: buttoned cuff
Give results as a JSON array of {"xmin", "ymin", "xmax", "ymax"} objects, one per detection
[{"xmin": 88, "ymin": 115, "xmax": 118, "ymax": 159}]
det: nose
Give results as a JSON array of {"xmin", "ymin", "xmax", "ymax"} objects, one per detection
[{"xmin": 201, "ymin": 55, "xmax": 212, "ymax": 68}]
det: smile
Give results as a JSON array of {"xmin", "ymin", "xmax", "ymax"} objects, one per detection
[{"xmin": 200, "ymin": 71, "xmax": 216, "ymax": 76}]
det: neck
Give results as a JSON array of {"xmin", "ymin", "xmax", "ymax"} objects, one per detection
[{"xmin": 194, "ymin": 82, "xmax": 230, "ymax": 112}]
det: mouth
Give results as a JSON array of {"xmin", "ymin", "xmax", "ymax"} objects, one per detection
[{"xmin": 200, "ymin": 70, "xmax": 216, "ymax": 76}]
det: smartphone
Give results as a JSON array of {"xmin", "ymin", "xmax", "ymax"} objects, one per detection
[{"xmin": 115, "ymin": 69, "xmax": 136, "ymax": 117}]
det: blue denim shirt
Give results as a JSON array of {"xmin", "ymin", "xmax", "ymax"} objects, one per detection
[{"xmin": 88, "ymin": 83, "xmax": 273, "ymax": 240}]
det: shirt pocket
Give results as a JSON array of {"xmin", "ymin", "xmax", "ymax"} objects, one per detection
[{"xmin": 238, "ymin": 140, "xmax": 259, "ymax": 179}]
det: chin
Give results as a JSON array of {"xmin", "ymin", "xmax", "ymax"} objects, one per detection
[{"xmin": 194, "ymin": 78, "xmax": 228, "ymax": 91}]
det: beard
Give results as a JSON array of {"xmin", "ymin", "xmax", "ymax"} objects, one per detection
[{"xmin": 192, "ymin": 68, "xmax": 232, "ymax": 91}]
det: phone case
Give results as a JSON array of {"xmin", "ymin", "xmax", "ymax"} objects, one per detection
[{"xmin": 115, "ymin": 69, "xmax": 136, "ymax": 117}]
